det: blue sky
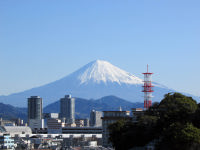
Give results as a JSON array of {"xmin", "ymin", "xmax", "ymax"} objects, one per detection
[{"xmin": 0, "ymin": 0, "xmax": 200, "ymax": 97}]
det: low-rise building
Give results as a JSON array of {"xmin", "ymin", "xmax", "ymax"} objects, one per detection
[
  {"xmin": 0, "ymin": 134, "xmax": 15, "ymax": 149},
  {"xmin": 29, "ymin": 119, "xmax": 44, "ymax": 131},
  {"xmin": 75, "ymin": 119, "xmax": 84, "ymax": 127},
  {"xmin": 62, "ymin": 127, "xmax": 102, "ymax": 134},
  {"xmin": 47, "ymin": 118, "xmax": 65, "ymax": 134},
  {"xmin": 0, "ymin": 118, "xmax": 16, "ymax": 127},
  {"xmin": 101, "ymin": 111, "xmax": 131, "ymax": 147},
  {"xmin": 43, "ymin": 113, "xmax": 59, "ymax": 119},
  {"xmin": 3, "ymin": 126, "xmax": 32, "ymax": 136}
]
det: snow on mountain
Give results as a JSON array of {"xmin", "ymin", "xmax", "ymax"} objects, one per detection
[
  {"xmin": 72, "ymin": 60, "xmax": 143, "ymax": 85},
  {"xmin": 0, "ymin": 60, "xmax": 197, "ymax": 107}
]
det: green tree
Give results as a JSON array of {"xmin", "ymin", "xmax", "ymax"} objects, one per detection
[
  {"xmin": 192, "ymin": 103, "xmax": 200, "ymax": 128},
  {"xmin": 108, "ymin": 116, "xmax": 158, "ymax": 150},
  {"xmin": 108, "ymin": 119, "xmax": 127, "ymax": 150},
  {"xmin": 108, "ymin": 93, "xmax": 200, "ymax": 150},
  {"xmin": 156, "ymin": 123, "xmax": 200, "ymax": 150},
  {"xmin": 158, "ymin": 92, "xmax": 198, "ymax": 128}
]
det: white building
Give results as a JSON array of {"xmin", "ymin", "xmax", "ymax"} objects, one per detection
[{"xmin": 1, "ymin": 126, "xmax": 32, "ymax": 137}]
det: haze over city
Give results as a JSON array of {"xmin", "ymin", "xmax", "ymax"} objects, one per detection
[{"xmin": 0, "ymin": 0, "xmax": 200, "ymax": 97}]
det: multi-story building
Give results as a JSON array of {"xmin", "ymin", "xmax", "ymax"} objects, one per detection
[
  {"xmin": 28, "ymin": 96, "xmax": 44, "ymax": 130},
  {"xmin": 43, "ymin": 113, "xmax": 59, "ymax": 128},
  {"xmin": 90, "ymin": 110, "xmax": 102, "ymax": 127},
  {"xmin": 28, "ymin": 96, "xmax": 42, "ymax": 120},
  {"xmin": 60, "ymin": 95, "xmax": 75, "ymax": 124},
  {"xmin": 0, "ymin": 118, "xmax": 16, "ymax": 126},
  {"xmin": 101, "ymin": 111, "xmax": 131, "ymax": 147},
  {"xmin": 84, "ymin": 118, "xmax": 90, "ymax": 127},
  {"xmin": 75, "ymin": 119, "xmax": 84, "ymax": 127},
  {"xmin": 47, "ymin": 118, "xmax": 65, "ymax": 134},
  {"xmin": 29, "ymin": 119, "xmax": 44, "ymax": 130},
  {"xmin": 43, "ymin": 113, "xmax": 59, "ymax": 119},
  {"xmin": 0, "ymin": 134, "xmax": 14, "ymax": 149}
]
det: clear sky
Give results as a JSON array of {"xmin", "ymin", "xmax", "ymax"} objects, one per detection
[{"xmin": 0, "ymin": 0, "xmax": 200, "ymax": 96}]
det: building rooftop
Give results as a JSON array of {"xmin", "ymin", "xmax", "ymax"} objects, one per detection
[
  {"xmin": 4, "ymin": 126, "xmax": 32, "ymax": 134},
  {"xmin": 0, "ymin": 126, "xmax": 6, "ymax": 133},
  {"xmin": 29, "ymin": 96, "xmax": 41, "ymax": 98},
  {"xmin": 102, "ymin": 111, "xmax": 130, "ymax": 112}
]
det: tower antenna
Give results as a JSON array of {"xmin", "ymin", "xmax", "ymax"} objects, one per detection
[{"xmin": 142, "ymin": 65, "xmax": 154, "ymax": 109}]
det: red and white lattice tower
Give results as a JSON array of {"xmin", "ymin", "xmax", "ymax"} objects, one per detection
[{"xmin": 142, "ymin": 64, "xmax": 154, "ymax": 109}]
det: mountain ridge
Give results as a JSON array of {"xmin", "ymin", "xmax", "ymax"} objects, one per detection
[
  {"xmin": 0, "ymin": 95, "xmax": 143, "ymax": 121},
  {"xmin": 0, "ymin": 60, "xmax": 198, "ymax": 107},
  {"xmin": 44, "ymin": 95, "xmax": 143, "ymax": 118}
]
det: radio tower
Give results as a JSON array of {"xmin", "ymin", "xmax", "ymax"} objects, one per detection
[{"xmin": 142, "ymin": 64, "xmax": 153, "ymax": 109}]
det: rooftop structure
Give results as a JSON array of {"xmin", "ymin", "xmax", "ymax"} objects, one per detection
[
  {"xmin": 2, "ymin": 126, "xmax": 32, "ymax": 135},
  {"xmin": 62, "ymin": 127, "xmax": 102, "ymax": 134},
  {"xmin": 43, "ymin": 113, "xmax": 59, "ymax": 119}
]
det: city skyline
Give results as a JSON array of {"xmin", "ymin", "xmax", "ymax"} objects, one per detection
[{"xmin": 0, "ymin": 0, "xmax": 200, "ymax": 97}]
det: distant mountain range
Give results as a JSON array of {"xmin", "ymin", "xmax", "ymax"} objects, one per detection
[
  {"xmin": 44, "ymin": 95, "xmax": 143, "ymax": 118},
  {"xmin": 0, "ymin": 60, "xmax": 198, "ymax": 107},
  {"xmin": 0, "ymin": 103, "xmax": 27, "ymax": 121},
  {"xmin": 0, "ymin": 96, "xmax": 143, "ymax": 121}
]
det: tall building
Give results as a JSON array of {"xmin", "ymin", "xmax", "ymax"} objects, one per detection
[
  {"xmin": 90, "ymin": 110, "xmax": 102, "ymax": 127},
  {"xmin": 60, "ymin": 95, "xmax": 75, "ymax": 124},
  {"xmin": 28, "ymin": 96, "xmax": 44, "ymax": 129},
  {"xmin": 28, "ymin": 96, "xmax": 42, "ymax": 120}
]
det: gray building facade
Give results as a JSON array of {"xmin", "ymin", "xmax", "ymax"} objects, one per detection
[
  {"xmin": 90, "ymin": 110, "xmax": 103, "ymax": 127},
  {"xmin": 28, "ymin": 96, "xmax": 43, "ymax": 120},
  {"xmin": 60, "ymin": 95, "xmax": 75, "ymax": 124}
]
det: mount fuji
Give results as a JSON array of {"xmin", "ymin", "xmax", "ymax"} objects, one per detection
[{"xmin": 0, "ymin": 60, "xmax": 194, "ymax": 107}]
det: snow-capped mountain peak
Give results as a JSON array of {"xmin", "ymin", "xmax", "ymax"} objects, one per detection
[
  {"xmin": 73, "ymin": 60, "xmax": 143, "ymax": 85},
  {"xmin": 1, "ymin": 59, "xmax": 191, "ymax": 107}
]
